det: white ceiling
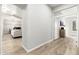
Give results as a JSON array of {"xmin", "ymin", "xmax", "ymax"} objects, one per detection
[
  {"xmin": 14, "ymin": 4, "xmax": 27, "ymax": 9},
  {"xmin": 14, "ymin": 4, "xmax": 62, "ymax": 9},
  {"xmin": 48, "ymin": 4, "xmax": 62, "ymax": 8}
]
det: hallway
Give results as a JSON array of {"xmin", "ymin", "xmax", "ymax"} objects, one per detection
[
  {"xmin": 2, "ymin": 34, "xmax": 78, "ymax": 55},
  {"xmin": 0, "ymin": 4, "xmax": 79, "ymax": 55}
]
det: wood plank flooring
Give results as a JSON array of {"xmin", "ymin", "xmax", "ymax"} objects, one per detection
[
  {"xmin": 27, "ymin": 38, "xmax": 77, "ymax": 55},
  {"xmin": 1, "ymin": 34, "xmax": 79, "ymax": 55},
  {"xmin": 2, "ymin": 34, "xmax": 27, "ymax": 55}
]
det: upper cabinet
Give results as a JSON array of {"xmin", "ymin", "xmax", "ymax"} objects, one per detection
[
  {"xmin": 2, "ymin": 4, "xmax": 23, "ymax": 18},
  {"xmin": 2, "ymin": 4, "xmax": 16, "ymax": 15}
]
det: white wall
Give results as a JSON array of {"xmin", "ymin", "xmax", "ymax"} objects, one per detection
[
  {"xmin": 22, "ymin": 5, "xmax": 53, "ymax": 50},
  {"xmin": 0, "ymin": 5, "xmax": 2, "ymax": 54},
  {"xmin": 77, "ymin": 5, "xmax": 79, "ymax": 47},
  {"xmin": 0, "ymin": 5, "xmax": 1, "ymax": 39},
  {"xmin": 51, "ymin": 13, "xmax": 55, "ymax": 39}
]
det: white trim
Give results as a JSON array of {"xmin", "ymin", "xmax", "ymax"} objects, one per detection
[
  {"xmin": 22, "ymin": 39, "xmax": 54, "ymax": 53},
  {"xmin": 22, "ymin": 44, "xmax": 28, "ymax": 53}
]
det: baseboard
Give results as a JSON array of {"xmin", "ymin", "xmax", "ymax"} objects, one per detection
[
  {"xmin": 22, "ymin": 39, "xmax": 54, "ymax": 53},
  {"xmin": 22, "ymin": 44, "xmax": 29, "ymax": 53}
]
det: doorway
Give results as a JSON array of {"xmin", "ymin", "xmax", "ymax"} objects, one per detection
[{"xmin": 1, "ymin": 4, "xmax": 26, "ymax": 55}]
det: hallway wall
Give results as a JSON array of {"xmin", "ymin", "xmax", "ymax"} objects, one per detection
[
  {"xmin": 77, "ymin": 5, "xmax": 79, "ymax": 47},
  {"xmin": 0, "ymin": 5, "xmax": 1, "ymax": 39},
  {"xmin": 22, "ymin": 5, "xmax": 53, "ymax": 50}
]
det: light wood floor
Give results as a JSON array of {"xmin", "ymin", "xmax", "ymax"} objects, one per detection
[
  {"xmin": 27, "ymin": 38, "xmax": 78, "ymax": 55},
  {"xmin": 2, "ymin": 34, "xmax": 79, "ymax": 55},
  {"xmin": 2, "ymin": 34, "xmax": 27, "ymax": 55}
]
